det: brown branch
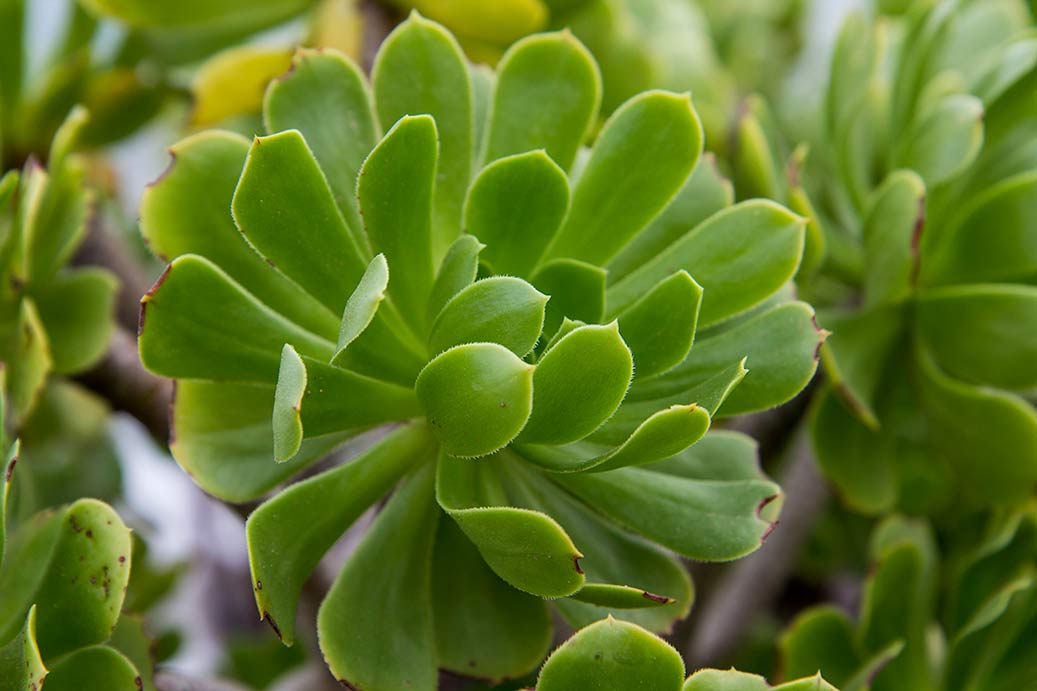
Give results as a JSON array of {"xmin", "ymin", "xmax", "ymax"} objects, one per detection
[{"xmin": 683, "ymin": 425, "xmax": 830, "ymax": 667}]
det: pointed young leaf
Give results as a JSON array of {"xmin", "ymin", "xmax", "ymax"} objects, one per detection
[
  {"xmin": 232, "ymin": 129, "xmax": 368, "ymax": 314},
  {"xmin": 465, "ymin": 151, "xmax": 570, "ymax": 277},
  {"xmin": 264, "ymin": 47, "xmax": 378, "ymax": 235},
  {"xmin": 485, "ymin": 31, "xmax": 601, "ymax": 170},
  {"xmin": 2, "ymin": 301, "xmax": 51, "ymax": 425},
  {"xmin": 318, "ymin": 464, "xmax": 439, "ymax": 691},
  {"xmin": 536, "ymin": 618, "xmax": 685, "ymax": 691},
  {"xmin": 617, "ymin": 271, "xmax": 701, "ymax": 378},
  {"xmin": 357, "ymin": 115, "xmax": 438, "ymax": 328},
  {"xmin": 333, "ymin": 254, "xmax": 388, "ymax": 360},
  {"xmin": 248, "ymin": 424, "xmax": 431, "ymax": 644},
  {"xmin": 517, "ymin": 323, "xmax": 632, "ymax": 445},
  {"xmin": 372, "ymin": 13, "xmax": 471, "ymax": 254},
  {"xmin": 141, "ymin": 131, "xmax": 338, "ymax": 338},
  {"xmin": 916, "ymin": 284, "xmax": 1037, "ymax": 391},
  {"xmin": 33, "ymin": 267, "xmax": 117, "ymax": 375},
  {"xmin": 431, "ymin": 518, "xmax": 552, "ymax": 682},
  {"xmin": 416, "ymin": 343, "xmax": 534, "ymax": 457},
  {"xmin": 607, "ymin": 201, "xmax": 806, "ymax": 326},
  {"xmin": 171, "ymin": 381, "xmax": 349, "ymax": 502},
  {"xmin": 547, "ymin": 91, "xmax": 702, "ymax": 265},
  {"xmin": 437, "ymin": 453, "xmax": 585, "ymax": 597},
  {"xmin": 139, "ymin": 255, "xmax": 334, "ymax": 383},
  {"xmin": 23, "ymin": 163, "xmax": 90, "ymax": 286},
  {"xmin": 429, "ymin": 277, "xmax": 548, "ymax": 356},
  {"xmin": 569, "ymin": 584, "xmax": 674, "ymax": 609},
  {"xmin": 272, "ymin": 345, "xmax": 420, "ymax": 462},
  {"xmin": 530, "ymin": 258, "xmax": 606, "ymax": 338},
  {"xmin": 0, "ymin": 607, "xmax": 46, "ymax": 691},
  {"xmin": 427, "ymin": 234, "xmax": 483, "ymax": 324}
]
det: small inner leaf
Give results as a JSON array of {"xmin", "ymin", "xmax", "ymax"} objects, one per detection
[
  {"xmin": 568, "ymin": 584, "xmax": 675, "ymax": 609},
  {"xmin": 429, "ymin": 277, "xmax": 548, "ymax": 357},
  {"xmin": 333, "ymin": 254, "xmax": 389, "ymax": 363},
  {"xmin": 616, "ymin": 271, "xmax": 702, "ymax": 378},
  {"xmin": 416, "ymin": 343, "xmax": 535, "ymax": 457},
  {"xmin": 427, "ymin": 234, "xmax": 483, "ymax": 324}
]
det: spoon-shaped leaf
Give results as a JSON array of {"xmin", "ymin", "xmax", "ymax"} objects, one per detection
[
  {"xmin": 318, "ymin": 463, "xmax": 439, "ymax": 691},
  {"xmin": 372, "ymin": 12, "xmax": 471, "ymax": 254},
  {"xmin": 516, "ymin": 323, "xmax": 632, "ymax": 446},
  {"xmin": 427, "ymin": 234, "xmax": 483, "ymax": 324},
  {"xmin": 34, "ymin": 268, "xmax": 117, "ymax": 375},
  {"xmin": 416, "ymin": 343, "xmax": 534, "ymax": 457},
  {"xmin": 248, "ymin": 424, "xmax": 432, "ymax": 644},
  {"xmin": 332, "ymin": 253, "xmax": 388, "ymax": 360},
  {"xmin": 547, "ymin": 90, "xmax": 702, "ymax": 265},
  {"xmin": 429, "ymin": 277, "xmax": 548, "ymax": 357},
  {"xmin": 43, "ymin": 645, "xmax": 140, "ymax": 691},
  {"xmin": 530, "ymin": 259, "xmax": 606, "ymax": 338},
  {"xmin": 231, "ymin": 129, "xmax": 368, "ymax": 314},
  {"xmin": 139, "ymin": 255, "xmax": 334, "ymax": 383},
  {"xmin": 437, "ymin": 452, "xmax": 585, "ymax": 597},
  {"xmin": 536, "ymin": 617, "xmax": 685, "ymax": 691},
  {"xmin": 465, "ymin": 150, "xmax": 570, "ymax": 277},
  {"xmin": 485, "ymin": 31, "xmax": 601, "ymax": 170},
  {"xmin": 683, "ymin": 669, "xmax": 839, "ymax": 691},
  {"xmin": 616, "ymin": 271, "xmax": 701, "ymax": 378}
]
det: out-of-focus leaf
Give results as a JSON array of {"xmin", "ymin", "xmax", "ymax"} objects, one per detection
[
  {"xmin": 430, "ymin": 517, "xmax": 552, "ymax": 682},
  {"xmin": 357, "ymin": 115, "xmax": 437, "ymax": 328},
  {"xmin": 684, "ymin": 669, "xmax": 838, "ymax": 691},
  {"xmin": 264, "ymin": 47, "xmax": 377, "ymax": 238},
  {"xmin": 109, "ymin": 615, "xmax": 156, "ymax": 691},
  {"xmin": 863, "ymin": 170, "xmax": 925, "ymax": 307},
  {"xmin": 536, "ymin": 618, "xmax": 685, "ymax": 691},
  {"xmin": 484, "ymin": 31, "xmax": 600, "ymax": 170},
  {"xmin": 437, "ymin": 452, "xmax": 584, "ymax": 598},
  {"xmin": 43, "ymin": 645, "xmax": 140, "ymax": 691},
  {"xmin": 318, "ymin": 463, "xmax": 438, "ymax": 691},
  {"xmin": 530, "ymin": 258, "xmax": 605, "ymax": 338},
  {"xmin": 0, "ymin": 0, "xmax": 23, "ymax": 140},
  {"xmin": 77, "ymin": 0, "xmax": 309, "ymax": 30},
  {"xmin": 139, "ymin": 255, "xmax": 335, "ymax": 382},
  {"xmin": 248, "ymin": 424, "xmax": 431, "ymax": 645},
  {"xmin": 189, "ymin": 46, "xmax": 293, "ymax": 127},
  {"xmin": 1, "ymin": 300, "xmax": 51, "ymax": 425},
  {"xmin": 916, "ymin": 284, "xmax": 1037, "ymax": 391},
  {"xmin": 898, "ymin": 94, "xmax": 984, "ymax": 186},
  {"xmin": 517, "ymin": 323, "xmax": 632, "ymax": 445},
  {"xmin": 372, "ymin": 13, "xmax": 471, "ymax": 254},
  {"xmin": 232, "ymin": 129, "xmax": 368, "ymax": 315},
  {"xmin": 33, "ymin": 267, "xmax": 116, "ymax": 375},
  {"xmin": 272, "ymin": 345, "xmax": 420, "ymax": 462},
  {"xmin": 0, "ymin": 607, "xmax": 46, "ymax": 691},
  {"xmin": 547, "ymin": 91, "xmax": 702, "ymax": 265},
  {"xmin": 416, "ymin": 343, "xmax": 534, "ymax": 457},
  {"xmin": 403, "ymin": 0, "xmax": 546, "ymax": 45},
  {"xmin": 464, "ymin": 151, "xmax": 570, "ymax": 277},
  {"xmin": 607, "ymin": 201, "xmax": 805, "ymax": 327},
  {"xmin": 170, "ymin": 380, "xmax": 349, "ymax": 502},
  {"xmin": 23, "ymin": 161, "xmax": 89, "ymax": 286},
  {"xmin": 429, "ymin": 277, "xmax": 547, "ymax": 356},
  {"xmin": 616, "ymin": 271, "xmax": 701, "ymax": 378},
  {"xmin": 780, "ymin": 605, "xmax": 862, "ymax": 685},
  {"xmin": 140, "ymin": 130, "xmax": 339, "ymax": 337}
]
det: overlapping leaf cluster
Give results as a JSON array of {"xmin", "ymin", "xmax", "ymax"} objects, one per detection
[
  {"xmin": 735, "ymin": 0, "xmax": 1037, "ymax": 513},
  {"xmin": 138, "ymin": 14, "xmax": 823, "ymax": 689},
  {"xmin": 0, "ymin": 371, "xmax": 150, "ymax": 691}
]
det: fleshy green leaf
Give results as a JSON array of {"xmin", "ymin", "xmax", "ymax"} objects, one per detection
[
  {"xmin": 547, "ymin": 90, "xmax": 702, "ymax": 265},
  {"xmin": 170, "ymin": 380, "xmax": 348, "ymax": 502},
  {"xmin": 43, "ymin": 645, "xmax": 140, "ymax": 691},
  {"xmin": 607, "ymin": 201, "xmax": 806, "ymax": 327},
  {"xmin": 332, "ymin": 254, "xmax": 388, "ymax": 362},
  {"xmin": 916, "ymin": 284, "xmax": 1037, "ymax": 391},
  {"xmin": 263, "ymin": 47, "xmax": 378, "ymax": 236},
  {"xmin": 248, "ymin": 424, "xmax": 431, "ymax": 645},
  {"xmin": 568, "ymin": 584, "xmax": 673, "ymax": 609},
  {"xmin": 616, "ymin": 271, "xmax": 701, "ymax": 378},
  {"xmin": 530, "ymin": 258, "xmax": 606, "ymax": 338},
  {"xmin": 271, "ymin": 345, "xmax": 420, "ymax": 462},
  {"xmin": 536, "ymin": 618, "xmax": 685, "ymax": 691},
  {"xmin": 189, "ymin": 46, "xmax": 293, "ymax": 128},
  {"xmin": 372, "ymin": 12, "xmax": 471, "ymax": 255},
  {"xmin": 0, "ymin": 439, "xmax": 15, "ymax": 566},
  {"xmin": 232, "ymin": 129, "xmax": 368, "ymax": 315},
  {"xmin": 318, "ymin": 463, "xmax": 439, "ymax": 691},
  {"xmin": 357, "ymin": 115, "xmax": 437, "ymax": 329},
  {"xmin": 862, "ymin": 170, "xmax": 926, "ymax": 307},
  {"xmin": 76, "ymin": 0, "xmax": 308, "ymax": 29},
  {"xmin": 484, "ymin": 31, "xmax": 601, "ymax": 171},
  {"xmin": 898, "ymin": 93, "xmax": 984, "ymax": 185},
  {"xmin": 33, "ymin": 267, "xmax": 117, "ymax": 375},
  {"xmin": 429, "ymin": 277, "xmax": 548, "ymax": 357},
  {"xmin": 684, "ymin": 669, "xmax": 838, "ymax": 691},
  {"xmin": 430, "ymin": 518, "xmax": 552, "ymax": 682},
  {"xmin": 780, "ymin": 606, "xmax": 862, "ymax": 685},
  {"xmin": 139, "ymin": 255, "xmax": 334, "ymax": 383},
  {"xmin": 416, "ymin": 343, "xmax": 534, "ymax": 457},
  {"xmin": 553, "ymin": 440, "xmax": 780, "ymax": 561},
  {"xmin": 427, "ymin": 234, "xmax": 483, "ymax": 323},
  {"xmin": 516, "ymin": 323, "xmax": 632, "ymax": 445},
  {"xmin": 22, "ymin": 162, "xmax": 90, "ymax": 286},
  {"xmin": 464, "ymin": 151, "xmax": 570, "ymax": 277},
  {"xmin": 140, "ymin": 130, "xmax": 338, "ymax": 338},
  {"xmin": 0, "ymin": 607, "xmax": 46, "ymax": 691},
  {"xmin": 1, "ymin": 300, "xmax": 51, "ymax": 425},
  {"xmin": 437, "ymin": 452, "xmax": 585, "ymax": 597}
]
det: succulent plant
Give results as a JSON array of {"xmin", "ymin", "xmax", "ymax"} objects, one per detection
[
  {"xmin": 137, "ymin": 14, "xmax": 823, "ymax": 689},
  {"xmin": 781, "ymin": 505, "xmax": 1037, "ymax": 691},
  {"xmin": 0, "ymin": 108, "xmax": 118, "ymax": 426},
  {"xmin": 733, "ymin": 0, "xmax": 1037, "ymax": 513},
  {"xmin": 0, "ymin": 371, "xmax": 150, "ymax": 691}
]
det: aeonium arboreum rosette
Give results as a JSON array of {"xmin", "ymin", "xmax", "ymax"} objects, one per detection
[{"xmin": 137, "ymin": 15, "xmax": 823, "ymax": 690}]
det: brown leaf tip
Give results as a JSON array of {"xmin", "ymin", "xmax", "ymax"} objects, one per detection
[
  {"xmin": 642, "ymin": 591, "xmax": 673, "ymax": 604},
  {"xmin": 263, "ymin": 613, "xmax": 283, "ymax": 641},
  {"xmin": 573, "ymin": 555, "xmax": 585, "ymax": 575},
  {"xmin": 761, "ymin": 520, "xmax": 779, "ymax": 543}
]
